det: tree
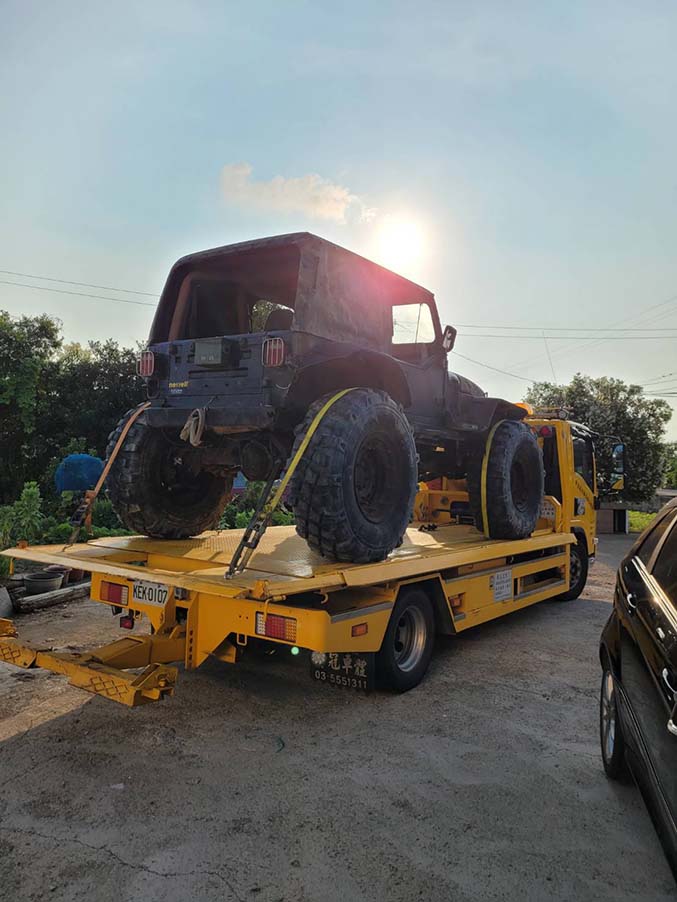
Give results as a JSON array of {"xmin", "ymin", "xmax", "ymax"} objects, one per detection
[
  {"xmin": 664, "ymin": 442, "xmax": 677, "ymax": 490},
  {"xmin": 0, "ymin": 311, "xmax": 143, "ymax": 508},
  {"xmin": 525, "ymin": 374, "xmax": 672, "ymax": 502},
  {"xmin": 0, "ymin": 311, "xmax": 61, "ymax": 502}
]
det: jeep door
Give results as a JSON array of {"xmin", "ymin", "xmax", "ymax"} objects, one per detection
[
  {"xmin": 618, "ymin": 506, "xmax": 677, "ymax": 856},
  {"xmin": 389, "ymin": 301, "xmax": 445, "ymax": 428}
]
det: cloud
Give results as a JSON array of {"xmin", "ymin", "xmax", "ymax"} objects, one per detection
[{"xmin": 220, "ymin": 163, "xmax": 374, "ymax": 223}]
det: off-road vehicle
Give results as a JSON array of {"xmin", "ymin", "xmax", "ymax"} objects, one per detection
[{"xmin": 107, "ymin": 233, "xmax": 543, "ymax": 562}]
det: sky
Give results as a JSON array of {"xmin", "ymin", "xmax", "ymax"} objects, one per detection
[{"xmin": 2, "ymin": 0, "xmax": 677, "ymax": 437}]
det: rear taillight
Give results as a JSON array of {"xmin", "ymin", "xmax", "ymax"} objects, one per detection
[
  {"xmin": 100, "ymin": 581, "xmax": 129, "ymax": 605},
  {"xmin": 262, "ymin": 338, "xmax": 285, "ymax": 367},
  {"xmin": 137, "ymin": 350, "xmax": 155, "ymax": 377},
  {"xmin": 255, "ymin": 612, "xmax": 297, "ymax": 642}
]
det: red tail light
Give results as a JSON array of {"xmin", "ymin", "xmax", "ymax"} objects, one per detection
[
  {"xmin": 255, "ymin": 612, "xmax": 297, "ymax": 642},
  {"xmin": 100, "ymin": 580, "xmax": 129, "ymax": 605},
  {"xmin": 137, "ymin": 350, "xmax": 155, "ymax": 377},
  {"xmin": 262, "ymin": 338, "xmax": 285, "ymax": 367}
]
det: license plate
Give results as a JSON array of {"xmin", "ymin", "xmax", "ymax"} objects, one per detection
[
  {"xmin": 310, "ymin": 651, "xmax": 374, "ymax": 692},
  {"xmin": 132, "ymin": 579, "xmax": 169, "ymax": 606}
]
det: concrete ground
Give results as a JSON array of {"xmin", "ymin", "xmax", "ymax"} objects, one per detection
[
  {"xmin": 0, "ymin": 542, "xmax": 675, "ymax": 901},
  {"xmin": 595, "ymin": 532, "xmax": 636, "ymax": 572}
]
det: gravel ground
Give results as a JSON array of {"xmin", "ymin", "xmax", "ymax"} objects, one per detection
[{"xmin": 0, "ymin": 559, "xmax": 675, "ymax": 902}]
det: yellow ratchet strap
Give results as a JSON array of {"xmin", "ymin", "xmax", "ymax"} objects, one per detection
[
  {"xmin": 226, "ymin": 388, "xmax": 355, "ymax": 577},
  {"xmin": 480, "ymin": 420, "xmax": 506, "ymax": 538}
]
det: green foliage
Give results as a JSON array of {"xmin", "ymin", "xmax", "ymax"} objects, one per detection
[
  {"xmin": 11, "ymin": 482, "xmax": 44, "ymax": 542},
  {"xmin": 92, "ymin": 498, "xmax": 123, "ymax": 529},
  {"xmin": 628, "ymin": 510, "xmax": 657, "ymax": 533},
  {"xmin": 664, "ymin": 442, "xmax": 677, "ymax": 490},
  {"xmin": 525, "ymin": 374, "xmax": 672, "ymax": 503},
  {"xmin": 0, "ymin": 312, "xmax": 143, "ymax": 508}
]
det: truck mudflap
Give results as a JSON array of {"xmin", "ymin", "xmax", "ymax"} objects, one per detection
[{"xmin": 0, "ymin": 618, "xmax": 180, "ymax": 707}]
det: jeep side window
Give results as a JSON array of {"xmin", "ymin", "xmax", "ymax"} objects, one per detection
[{"xmin": 391, "ymin": 303, "xmax": 435, "ymax": 345}]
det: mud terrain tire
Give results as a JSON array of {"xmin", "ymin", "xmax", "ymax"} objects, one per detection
[
  {"xmin": 289, "ymin": 389, "xmax": 417, "ymax": 563},
  {"xmin": 105, "ymin": 408, "xmax": 233, "ymax": 539},
  {"xmin": 467, "ymin": 419, "xmax": 543, "ymax": 540}
]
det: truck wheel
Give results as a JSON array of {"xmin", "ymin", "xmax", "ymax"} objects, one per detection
[
  {"xmin": 467, "ymin": 420, "xmax": 543, "ymax": 540},
  {"xmin": 289, "ymin": 389, "xmax": 417, "ymax": 563},
  {"xmin": 105, "ymin": 408, "xmax": 233, "ymax": 539},
  {"xmin": 376, "ymin": 589, "xmax": 435, "ymax": 691},
  {"xmin": 558, "ymin": 539, "xmax": 589, "ymax": 600}
]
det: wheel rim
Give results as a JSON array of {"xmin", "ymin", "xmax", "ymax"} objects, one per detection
[
  {"xmin": 601, "ymin": 671, "xmax": 617, "ymax": 762},
  {"xmin": 353, "ymin": 432, "xmax": 399, "ymax": 523},
  {"xmin": 570, "ymin": 546, "xmax": 582, "ymax": 587},
  {"xmin": 393, "ymin": 605, "xmax": 427, "ymax": 672},
  {"xmin": 510, "ymin": 458, "xmax": 529, "ymax": 513}
]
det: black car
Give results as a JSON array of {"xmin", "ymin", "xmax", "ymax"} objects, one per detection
[{"xmin": 600, "ymin": 498, "xmax": 677, "ymax": 878}]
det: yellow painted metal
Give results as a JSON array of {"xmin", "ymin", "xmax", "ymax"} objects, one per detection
[{"xmin": 0, "ymin": 628, "xmax": 179, "ymax": 706}]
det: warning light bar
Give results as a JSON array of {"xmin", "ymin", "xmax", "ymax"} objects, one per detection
[{"xmin": 255, "ymin": 612, "xmax": 297, "ymax": 643}]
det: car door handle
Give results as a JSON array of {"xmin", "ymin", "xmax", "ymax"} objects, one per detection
[
  {"xmin": 657, "ymin": 626, "xmax": 666, "ymax": 642},
  {"xmin": 662, "ymin": 668, "xmax": 677, "ymax": 697}
]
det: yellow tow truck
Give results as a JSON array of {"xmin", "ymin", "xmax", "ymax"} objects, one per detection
[{"xmin": 0, "ymin": 409, "xmax": 622, "ymax": 707}]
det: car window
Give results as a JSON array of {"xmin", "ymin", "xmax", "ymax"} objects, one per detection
[
  {"xmin": 573, "ymin": 437, "xmax": 594, "ymax": 489},
  {"xmin": 392, "ymin": 303, "xmax": 435, "ymax": 344},
  {"xmin": 636, "ymin": 509, "xmax": 677, "ymax": 567},
  {"xmin": 652, "ymin": 522, "xmax": 677, "ymax": 604}
]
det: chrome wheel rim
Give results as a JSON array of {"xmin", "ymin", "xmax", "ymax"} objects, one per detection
[
  {"xmin": 393, "ymin": 605, "xmax": 427, "ymax": 672},
  {"xmin": 601, "ymin": 671, "xmax": 617, "ymax": 762}
]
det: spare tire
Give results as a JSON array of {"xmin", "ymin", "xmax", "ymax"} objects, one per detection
[
  {"xmin": 467, "ymin": 420, "xmax": 543, "ymax": 539},
  {"xmin": 106, "ymin": 408, "xmax": 233, "ymax": 539},
  {"xmin": 289, "ymin": 389, "xmax": 417, "ymax": 563}
]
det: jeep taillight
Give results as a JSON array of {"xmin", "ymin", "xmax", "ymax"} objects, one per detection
[
  {"xmin": 262, "ymin": 337, "xmax": 285, "ymax": 367},
  {"xmin": 137, "ymin": 350, "xmax": 155, "ymax": 377}
]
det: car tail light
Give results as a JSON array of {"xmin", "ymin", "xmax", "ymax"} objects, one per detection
[
  {"xmin": 137, "ymin": 350, "xmax": 155, "ymax": 377},
  {"xmin": 119, "ymin": 614, "xmax": 135, "ymax": 630},
  {"xmin": 539, "ymin": 425, "xmax": 553, "ymax": 437},
  {"xmin": 100, "ymin": 580, "xmax": 129, "ymax": 605},
  {"xmin": 255, "ymin": 612, "xmax": 297, "ymax": 642},
  {"xmin": 262, "ymin": 338, "xmax": 285, "ymax": 367}
]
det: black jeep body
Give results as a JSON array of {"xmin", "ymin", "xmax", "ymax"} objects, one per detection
[
  {"xmin": 142, "ymin": 232, "xmax": 523, "ymax": 480},
  {"xmin": 107, "ymin": 233, "xmax": 541, "ymax": 562}
]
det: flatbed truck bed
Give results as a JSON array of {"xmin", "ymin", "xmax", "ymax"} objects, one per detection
[{"xmin": 1, "ymin": 522, "xmax": 574, "ymax": 706}]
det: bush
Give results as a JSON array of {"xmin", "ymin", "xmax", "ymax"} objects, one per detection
[{"xmin": 628, "ymin": 511, "xmax": 657, "ymax": 534}]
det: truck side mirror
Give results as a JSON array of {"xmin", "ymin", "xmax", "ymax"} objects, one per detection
[
  {"xmin": 442, "ymin": 325, "xmax": 457, "ymax": 352},
  {"xmin": 611, "ymin": 442, "xmax": 625, "ymax": 492}
]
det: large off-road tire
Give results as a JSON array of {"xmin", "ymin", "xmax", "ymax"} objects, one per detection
[
  {"xmin": 105, "ymin": 408, "xmax": 233, "ymax": 539},
  {"xmin": 467, "ymin": 419, "xmax": 543, "ymax": 540},
  {"xmin": 288, "ymin": 389, "xmax": 417, "ymax": 563}
]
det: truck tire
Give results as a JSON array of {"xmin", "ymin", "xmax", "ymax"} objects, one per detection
[
  {"xmin": 557, "ymin": 538, "xmax": 589, "ymax": 601},
  {"xmin": 105, "ymin": 408, "xmax": 233, "ymax": 539},
  {"xmin": 467, "ymin": 420, "xmax": 543, "ymax": 540},
  {"xmin": 289, "ymin": 389, "xmax": 417, "ymax": 563},
  {"xmin": 376, "ymin": 588, "xmax": 435, "ymax": 691}
]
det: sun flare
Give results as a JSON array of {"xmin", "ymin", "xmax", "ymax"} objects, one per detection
[{"xmin": 376, "ymin": 216, "xmax": 425, "ymax": 275}]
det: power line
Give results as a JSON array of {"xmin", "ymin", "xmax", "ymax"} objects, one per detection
[
  {"xmin": 0, "ymin": 279, "xmax": 156, "ymax": 308},
  {"xmin": 0, "ymin": 269, "xmax": 159, "ymax": 297},
  {"xmin": 451, "ymin": 349, "xmax": 535, "ymax": 383},
  {"xmin": 457, "ymin": 333, "xmax": 677, "ymax": 340},
  {"xmin": 457, "ymin": 323, "xmax": 677, "ymax": 332}
]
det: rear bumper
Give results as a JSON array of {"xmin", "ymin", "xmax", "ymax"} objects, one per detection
[{"xmin": 144, "ymin": 400, "xmax": 275, "ymax": 431}]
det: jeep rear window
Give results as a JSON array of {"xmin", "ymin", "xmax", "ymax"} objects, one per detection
[{"xmin": 392, "ymin": 303, "xmax": 435, "ymax": 344}]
